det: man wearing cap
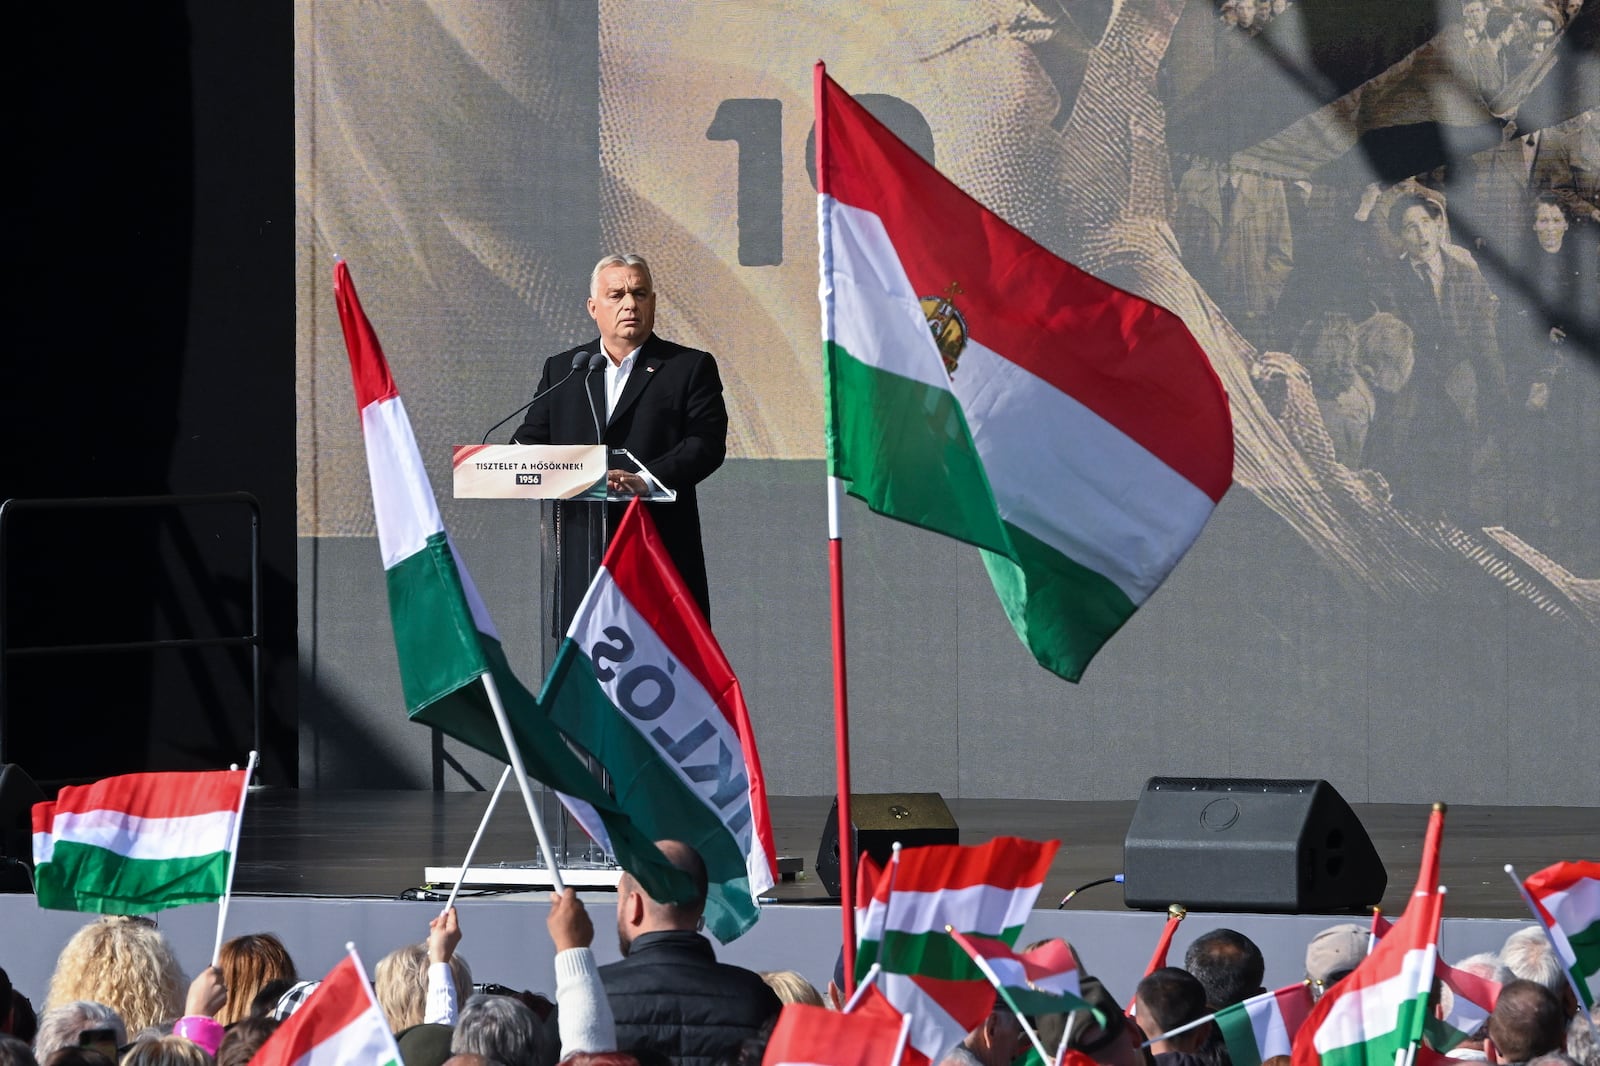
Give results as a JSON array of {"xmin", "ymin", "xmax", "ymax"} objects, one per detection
[{"xmin": 1305, "ymin": 924, "xmax": 1368, "ymax": 1000}]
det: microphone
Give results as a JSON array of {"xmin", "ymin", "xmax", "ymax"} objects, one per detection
[
  {"xmin": 585, "ymin": 351, "xmax": 608, "ymax": 446},
  {"xmin": 479, "ymin": 350, "xmax": 592, "ymax": 445}
]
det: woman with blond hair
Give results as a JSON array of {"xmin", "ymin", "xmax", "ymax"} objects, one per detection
[
  {"xmin": 44, "ymin": 919, "xmax": 184, "ymax": 1037},
  {"xmin": 213, "ymin": 935, "xmax": 295, "ymax": 1027}
]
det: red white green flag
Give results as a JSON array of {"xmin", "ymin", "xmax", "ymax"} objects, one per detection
[
  {"xmin": 854, "ymin": 980, "xmax": 978, "ymax": 1066},
  {"xmin": 1368, "ymin": 911, "xmax": 1499, "ymax": 1050},
  {"xmin": 1426, "ymin": 960, "xmax": 1499, "ymax": 1051},
  {"xmin": 248, "ymin": 951, "xmax": 399, "ymax": 1066},
  {"xmin": 762, "ymin": 999, "xmax": 911, "ymax": 1066},
  {"xmin": 946, "ymin": 929, "xmax": 1094, "ymax": 1017},
  {"xmin": 1215, "ymin": 983, "xmax": 1315, "ymax": 1066},
  {"xmin": 333, "ymin": 260, "xmax": 691, "ymax": 906},
  {"xmin": 1521, "ymin": 860, "xmax": 1600, "ymax": 1012},
  {"xmin": 1292, "ymin": 886, "xmax": 1443, "ymax": 1066},
  {"xmin": 856, "ymin": 836, "xmax": 1059, "ymax": 982},
  {"xmin": 855, "ymin": 837, "xmax": 1059, "ymax": 1063},
  {"xmin": 814, "ymin": 65, "xmax": 1234, "ymax": 682},
  {"xmin": 32, "ymin": 768, "xmax": 248, "ymax": 914},
  {"xmin": 539, "ymin": 499, "xmax": 777, "ymax": 943},
  {"xmin": 1293, "ymin": 806, "xmax": 1446, "ymax": 1066}
]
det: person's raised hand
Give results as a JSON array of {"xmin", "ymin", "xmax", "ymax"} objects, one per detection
[
  {"xmin": 547, "ymin": 888, "xmax": 593, "ymax": 952},
  {"xmin": 429, "ymin": 906, "xmax": 462, "ymax": 965},
  {"xmin": 185, "ymin": 966, "xmax": 227, "ymax": 1017}
]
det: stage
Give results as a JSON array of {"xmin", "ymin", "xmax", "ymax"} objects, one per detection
[{"xmin": 3, "ymin": 791, "xmax": 1592, "ymax": 1012}]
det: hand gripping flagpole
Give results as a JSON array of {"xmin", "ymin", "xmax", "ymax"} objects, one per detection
[
  {"xmin": 480, "ymin": 672, "xmax": 566, "ymax": 893},
  {"xmin": 443, "ymin": 765, "xmax": 514, "ymax": 913},
  {"xmin": 212, "ymin": 750, "xmax": 259, "ymax": 966},
  {"xmin": 816, "ymin": 58, "xmax": 858, "ymax": 993}
]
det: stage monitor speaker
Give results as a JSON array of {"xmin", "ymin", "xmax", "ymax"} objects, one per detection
[
  {"xmin": 816, "ymin": 792, "xmax": 958, "ymax": 897},
  {"xmin": 1, "ymin": 763, "xmax": 45, "ymax": 893},
  {"xmin": 1123, "ymin": 777, "xmax": 1385, "ymax": 913}
]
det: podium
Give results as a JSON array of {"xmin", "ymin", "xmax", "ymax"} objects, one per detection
[{"xmin": 426, "ymin": 443, "xmax": 676, "ymax": 891}]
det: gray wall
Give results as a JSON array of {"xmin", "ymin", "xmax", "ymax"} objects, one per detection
[{"xmin": 297, "ymin": 460, "xmax": 1600, "ymax": 805}]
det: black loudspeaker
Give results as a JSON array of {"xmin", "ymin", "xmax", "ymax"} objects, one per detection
[
  {"xmin": 815, "ymin": 792, "xmax": 959, "ymax": 897},
  {"xmin": 1123, "ymin": 777, "xmax": 1386, "ymax": 913},
  {"xmin": 1, "ymin": 763, "xmax": 46, "ymax": 893}
]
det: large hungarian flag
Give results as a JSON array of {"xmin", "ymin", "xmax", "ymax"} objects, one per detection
[
  {"xmin": 32, "ymin": 769, "xmax": 248, "ymax": 914},
  {"xmin": 539, "ymin": 499, "xmax": 776, "ymax": 942},
  {"xmin": 333, "ymin": 260, "xmax": 690, "ymax": 905},
  {"xmin": 814, "ymin": 65, "xmax": 1234, "ymax": 682},
  {"xmin": 1215, "ymin": 983, "xmax": 1315, "ymax": 1066},
  {"xmin": 249, "ymin": 952, "xmax": 400, "ymax": 1066},
  {"xmin": 763, "ymin": 999, "xmax": 909, "ymax": 1066},
  {"xmin": 1522, "ymin": 861, "xmax": 1600, "ymax": 1012}
]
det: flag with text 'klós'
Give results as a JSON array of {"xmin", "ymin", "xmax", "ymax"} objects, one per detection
[
  {"xmin": 815, "ymin": 66, "xmax": 1234, "ymax": 682},
  {"xmin": 334, "ymin": 260, "xmax": 691, "ymax": 907},
  {"xmin": 32, "ymin": 768, "xmax": 247, "ymax": 914},
  {"xmin": 539, "ymin": 498, "xmax": 776, "ymax": 943}
]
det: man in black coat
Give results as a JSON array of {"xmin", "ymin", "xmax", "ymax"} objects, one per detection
[
  {"xmin": 601, "ymin": 839, "xmax": 780, "ymax": 1066},
  {"xmin": 514, "ymin": 254, "xmax": 728, "ymax": 633}
]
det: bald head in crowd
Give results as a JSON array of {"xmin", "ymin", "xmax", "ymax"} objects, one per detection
[
  {"xmin": 615, "ymin": 840, "xmax": 709, "ymax": 954},
  {"xmin": 1488, "ymin": 980, "xmax": 1565, "ymax": 1064}
]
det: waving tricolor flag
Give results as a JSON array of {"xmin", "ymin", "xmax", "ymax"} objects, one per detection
[
  {"xmin": 1518, "ymin": 860, "xmax": 1600, "ymax": 1013},
  {"xmin": 1367, "ymin": 911, "xmax": 1499, "ymax": 1050},
  {"xmin": 1293, "ymin": 805, "xmax": 1447, "ymax": 1066},
  {"xmin": 249, "ymin": 950, "xmax": 399, "ymax": 1066},
  {"xmin": 333, "ymin": 260, "xmax": 691, "ymax": 906},
  {"xmin": 856, "ymin": 837, "xmax": 1059, "ymax": 1064},
  {"xmin": 540, "ymin": 499, "xmax": 776, "ymax": 942},
  {"xmin": 32, "ymin": 768, "xmax": 249, "ymax": 914},
  {"xmin": 1215, "ymin": 984, "xmax": 1315, "ymax": 1066},
  {"xmin": 815, "ymin": 65, "xmax": 1233, "ymax": 682},
  {"xmin": 946, "ymin": 930, "xmax": 1094, "ymax": 1017}
]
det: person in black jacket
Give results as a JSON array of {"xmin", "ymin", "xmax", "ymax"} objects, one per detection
[
  {"xmin": 513, "ymin": 254, "xmax": 728, "ymax": 635},
  {"xmin": 600, "ymin": 840, "xmax": 779, "ymax": 1066}
]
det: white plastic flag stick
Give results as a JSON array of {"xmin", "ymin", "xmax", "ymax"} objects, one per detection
[
  {"xmin": 211, "ymin": 750, "xmax": 259, "ymax": 966},
  {"xmin": 481, "ymin": 672, "xmax": 566, "ymax": 892},
  {"xmin": 444, "ymin": 765, "xmax": 514, "ymax": 913}
]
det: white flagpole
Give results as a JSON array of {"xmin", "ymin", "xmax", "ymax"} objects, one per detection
[
  {"xmin": 1054, "ymin": 1012, "xmax": 1077, "ymax": 1066},
  {"xmin": 442, "ymin": 765, "xmax": 513, "ymax": 913},
  {"xmin": 480, "ymin": 672, "xmax": 566, "ymax": 892},
  {"xmin": 844, "ymin": 963, "xmax": 883, "ymax": 1013},
  {"xmin": 211, "ymin": 750, "xmax": 258, "ymax": 966},
  {"xmin": 888, "ymin": 1011, "xmax": 914, "ymax": 1066}
]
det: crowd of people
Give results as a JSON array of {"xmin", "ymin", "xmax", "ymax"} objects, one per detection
[
  {"xmin": 2, "ymin": 839, "xmax": 1595, "ymax": 1066},
  {"xmin": 1172, "ymin": 0, "xmax": 1596, "ymax": 540}
]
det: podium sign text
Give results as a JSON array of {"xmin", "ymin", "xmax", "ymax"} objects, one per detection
[{"xmin": 451, "ymin": 444, "xmax": 606, "ymax": 500}]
